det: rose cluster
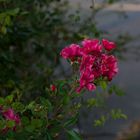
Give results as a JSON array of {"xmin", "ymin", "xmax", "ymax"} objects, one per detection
[
  {"xmin": 60, "ymin": 39, "xmax": 118, "ymax": 93},
  {"xmin": 0, "ymin": 107, "xmax": 20, "ymax": 132}
]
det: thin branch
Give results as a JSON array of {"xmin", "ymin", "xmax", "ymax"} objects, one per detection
[{"xmin": 91, "ymin": 0, "xmax": 96, "ymax": 22}]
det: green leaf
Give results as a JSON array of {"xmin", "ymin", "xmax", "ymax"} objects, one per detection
[
  {"xmin": 12, "ymin": 102, "xmax": 25, "ymax": 112},
  {"xmin": 40, "ymin": 98, "xmax": 52, "ymax": 112},
  {"xmin": 94, "ymin": 116, "xmax": 106, "ymax": 127},
  {"xmin": 114, "ymin": 87, "xmax": 125, "ymax": 96},
  {"xmin": 20, "ymin": 11, "xmax": 29, "ymax": 16},
  {"xmin": 87, "ymin": 94, "xmax": 105, "ymax": 108},
  {"xmin": 67, "ymin": 130, "xmax": 82, "ymax": 140},
  {"xmin": 6, "ymin": 120, "xmax": 15, "ymax": 128},
  {"xmin": 50, "ymin": 125, "xmax": 61, "ymax": 137},
  {"xmin": 87, "ymin": 98, "xmax": 98, "ymax": 107},
  {"xmin": 6, "ymin": 8, "xmax": 20, "ymax": 16},
  {"xmin": 111, "ymin": 109, "xmax": 127, "ymax": 120},
  {"xmin": 5, "ymin": 94, "xmax": 14, "ymax": 104},
  {"xmin": 109, "ymin": 85, "xmax": 125, "ymax": 96},
  {"xmin": 31, "ymin": 119, "xmax": 43, "ymax": 128},
  {"xmin": 21, "ymin": 116, "xmax": 30, "ymax": 125},
  {"xmin": 100, "ymin": 81, "xmax": 107, "ymax": 91},
  {"xmin": 62, "ymin": 95, "xmax": 70, "ymax": 105},
  {"xmin": 25, "ymin": 125, "xmax": 35, "ymax": 132},
  {"xmin": 108, "ymin": 85, "xmax": 114, "ymax": 95},
  {"xmin": 4, "ymin": 15, "xmax": 11, "ymax": 25},
  {"xmin": 1, "ymin": 26, "xmax": 7, "ymax": 34},
  {"xmin": 46, "ymin": 100, "xmax": 52, "ymax": 112},
  {"xmin": 58, "ymin": 81, "xmax": 67, "ymax": 94},
  {"xmin": 0, "ymin": 120, "xmax": 5, "ymax": 129},
  {"xmin": 0, "ymin": 98, "xmax": 4, "ymax": 105},
  {"xmin": 64, "ymin": 116, "xmax": 78, "ymax": 127},
  {"xmin": 45, "ymin": 131, "xmax": 52, "ymax": 140},
  {"xmin": 27, "ymin": 101, "xmax": 35, "ymax": 110}
]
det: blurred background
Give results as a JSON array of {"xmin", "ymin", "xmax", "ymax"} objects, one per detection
[{"xmin": 0, "ymin": 0, "xmax": 140, "ymax": 139}]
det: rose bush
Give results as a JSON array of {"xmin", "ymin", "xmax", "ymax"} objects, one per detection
[
  {"xmin": 0, "ymin": 0, "xmax": 127, "ymax": 139},
  {"xmin": 0, "ymin": 37, "xmax": 127, "ymax": 139}
]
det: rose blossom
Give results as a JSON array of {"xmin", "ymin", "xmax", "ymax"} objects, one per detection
[
  {"xmin": 60, "ymin": 44, "xmax": 82, "ymax": 60},
  {"xmin": 60, "ymin": 38, "xmax": 118, "ymax": 93},
  {"xmin": 2, "ymin": 108, "xmax": 20, "ymax": 132},
  {"xmin": 82, "ymin": 39, "xmax": 102, "ymax": 54},
  {"xmin": 102, "ymin": 39, "xmax": 116, "ymax": 51},
  {"xmin": 50, "ymin": 84, "xmax": 57, "ymax": 92},
  {"xmin": 80, "ymin": 54, "xmax": 95, "ymax": 72},
  {"xmin": 77, "ymin": 68, "xmax": 96, "ymax": 93},
  {"xmin": 101, "ymin": 54, "xmax": 118, "ymax": 81}
]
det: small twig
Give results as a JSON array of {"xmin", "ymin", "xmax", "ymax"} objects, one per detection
[{"xmin": 91, "ymin": 0, "xmax": 95, "ymax": 22}]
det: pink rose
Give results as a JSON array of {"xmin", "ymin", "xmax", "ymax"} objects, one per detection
[
  {"xmin": 77, "ymin": 68, "xmax": 96, "ymax": 92},
  {"xmin": 82, "ymin": 39, "xmax": 102, "ymax": 54},
  {"xmin": 60, "ymin": 44, "xmax": 82, "ymax": 60},
  {"xmin": 102, "ymin": 39, "xmax": 116, "ymax": 51},
  {"xmin": 80, "ymin": 55, "xmax": 95, "ymax": 72},
  {"xmin": 61, "ymin": 38, "xmax": 118, "ymax": 93},
  {"xmin": 2, "ymin": 108, "xmax": 20, "ymax": 132},
  {"xmin": 101, "ymin": 54, "xmax": 118, "ymax": 80}
]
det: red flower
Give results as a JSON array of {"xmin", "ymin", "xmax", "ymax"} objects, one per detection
[
  {"xmin": 60, "ymin": 38, "xmax": 118, "ymax": 93},
  {"xmin": 82, "ymin": 39, "xmax": 102, "ymax": 54},
  {"xmin": 77, "ymin": 68, "xmax": 96, "ymax": 92},
  {"xmin": 2, "ymin": 108, "xmax": 20, "ymax": 132},
  {"xmin": 101, "ymin": 54, "xmax": 118, "ymax": 81},
  {"xmin": 50, "ymin": 84, "xmax": 57, "ymax": 92},
  {"xmin": 80, "ymin": 55, "xmax": 95, "ymax": 72},
  {"xmin": 102, "ymin": 39, "xmax": 116, "ymax": 51},
  {"xmin": 60, "ymin": 44, "xmax": 82, "ymax": 60},
  {"xmin": 3, "ymin": 108, "xmax": 20, "ymax": 123}
]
